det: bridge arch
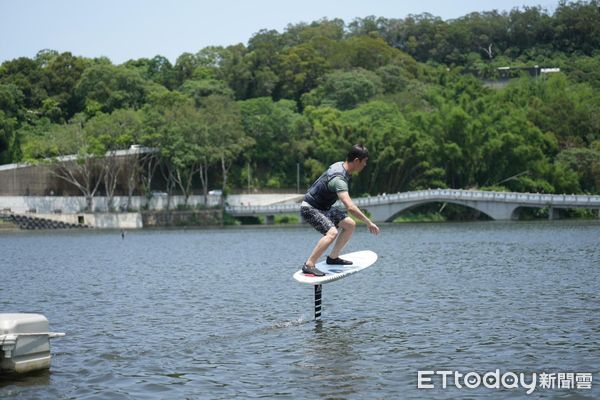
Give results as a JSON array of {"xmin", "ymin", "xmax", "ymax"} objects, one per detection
[
  {"xmin": 511, "ymin": 205, "xmax": 558, "ymax": 219},
  {"xmin": 363, "ymin": 198, "xmax": 521, "ymax": 222},
  {"xmin": 383, "ymin": 200, "xmax": 496, "ymax": 222}
]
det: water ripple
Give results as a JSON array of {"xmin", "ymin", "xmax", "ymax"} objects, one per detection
[{"xmin": 0, "ymin": 221, "xmax": 599, "ymax": 398}]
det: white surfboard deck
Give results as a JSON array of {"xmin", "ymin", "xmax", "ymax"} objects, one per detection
[{"xmin": 293, "ymin": 250, "xmax": 378, "ymax": 285}]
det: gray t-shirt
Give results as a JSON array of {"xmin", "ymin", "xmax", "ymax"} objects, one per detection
[{"xmin": 327, "ymin": 176, "xmax": 349, "ymax": 193}]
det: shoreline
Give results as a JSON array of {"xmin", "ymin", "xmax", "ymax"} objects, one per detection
[{"xmin": 1, "ymin": 217, "xmax": 599, "ymax": 234}]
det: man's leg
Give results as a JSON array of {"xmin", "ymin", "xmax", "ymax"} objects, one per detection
[
  {"xmin": 329, "ymin": 217, "xmax": 356, "ymax": 259},
  {"xmin": 306, "ymin": 227, "xmax": 338, "ymax": 267}
]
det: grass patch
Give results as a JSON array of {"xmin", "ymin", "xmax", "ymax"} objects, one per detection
[
  {"xmin": 0, "ymin": 220, "xmax": 17, "ymax": 229},
  {"xmin": 393, "ymin": 212, "xmax": 447, "ymax": 223},
  {"xmin": 223, "ymin": 212, "xmax": 242, "ymax": 225},
  {"xmin": 275, "ymin": 214, "xmax": 299, "ymax": 224}
]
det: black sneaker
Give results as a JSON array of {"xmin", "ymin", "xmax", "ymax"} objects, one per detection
[
  {"xmin": 326, "ymin": 256, "xmax": 353, "ymax": 265},
  {"xmin": 302, "ymin": 264, "xmax": 325, "ymax": 276}
]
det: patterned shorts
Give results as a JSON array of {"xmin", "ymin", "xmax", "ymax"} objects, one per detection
[{"xmin": 300, "ymin": 206, "xmax": 348, "ymax": 235}]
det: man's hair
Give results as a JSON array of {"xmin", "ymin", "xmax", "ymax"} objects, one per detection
[{"xmin": 346, "ymin": 144, "xmax": 369, "ymax": 162}]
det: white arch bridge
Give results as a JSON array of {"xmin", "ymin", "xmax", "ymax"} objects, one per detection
[{"xmin": 226, "ymin": 189, "xmax": 600, "ymax": 222}]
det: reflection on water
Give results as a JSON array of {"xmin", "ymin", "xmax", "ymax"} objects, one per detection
[
  {"xmin": 0, "ymin": 220, "xmax": 599, "ymax": 399},
  {"xmin": 305, "ymin": 320, "xmax": 368, "ymax": 398},
  {"xmin": 0, "ymin": 370, "xmax": 50, "ymax": 388}
]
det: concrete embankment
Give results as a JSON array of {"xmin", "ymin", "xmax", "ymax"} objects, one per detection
[
  {"xmin": 0, "ymin": 220, "xmax": 18, "ymax": 230},
  {"xmin": 0, "ymin": 193, "xmax": 301, "ymax": 214},
  {"xmin": 142, "ymin": 210, "xmax": 223, "ymax": 227},
  {"xmin": 1, "ymin": 210, "xmax": 224, "ymax": 230},
  {"xmin": 0, "ymin": 193, "xmax": 300, "ymax": 230}
]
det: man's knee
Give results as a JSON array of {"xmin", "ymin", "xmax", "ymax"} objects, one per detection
[
  {"xmin": 325, "ymin": 227, "xmax": 339, "ymax": 239},
  {"xmin": 341, "ymin": 217, "xmax": 356, "ymax": 231},
  {"xmin": 340, "ymin": 217, "xmax": 356, "ymax": 232}
]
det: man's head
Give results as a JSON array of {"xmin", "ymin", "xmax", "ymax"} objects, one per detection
[{"xmin": 346, "ymin": 144, "xmax": 369, "ymax": 173}]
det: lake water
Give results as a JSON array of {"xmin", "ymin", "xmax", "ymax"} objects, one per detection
[{"xmin": 1, "ymin": 221, "xmax": 599, "ymax": 399}]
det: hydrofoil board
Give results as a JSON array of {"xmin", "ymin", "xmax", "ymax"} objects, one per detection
[{"xmin": 293, "ymin": 250, "xmax": 377, "ymax": 285}]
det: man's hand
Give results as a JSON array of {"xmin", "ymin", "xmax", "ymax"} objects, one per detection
[
  {"xmin": 338, "ymin": 191, "xmax": 381, "ymax": 236},
  {"xmin": 368, "ymin": 222, "xmax": 380, "ymax": 235}
]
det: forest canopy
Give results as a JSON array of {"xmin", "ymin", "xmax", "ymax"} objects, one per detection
[{"xmin": 1, "ymin": 0, "xmax": 599, "ymax": 197}]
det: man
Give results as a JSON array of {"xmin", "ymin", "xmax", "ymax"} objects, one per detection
[{"xmin": 300, "ymin": 144, "xmax": 380, "ymax": 276}]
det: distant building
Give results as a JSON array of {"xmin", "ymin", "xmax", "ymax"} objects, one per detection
[
  {"xmin": 0, "ymin": 146, "xmax": 155, "ymax": 196},
  {"xmin": 482, "ymin": 66, "xmax": 561, "ymax": 89}
]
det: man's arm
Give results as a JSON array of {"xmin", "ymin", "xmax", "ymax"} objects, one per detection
[{"xmin": 337, "ymin": 191, "xmax": 380, "ymax": 235}]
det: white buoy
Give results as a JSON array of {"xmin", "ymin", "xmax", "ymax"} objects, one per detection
[{"xmin": 0, "ymin": 313, "xmax": 65, "ymax": 373}]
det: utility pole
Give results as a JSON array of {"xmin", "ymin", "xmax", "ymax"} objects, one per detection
[{"xmin": 297, "ymin": 162, "xmax": 300, "ymax": 194}]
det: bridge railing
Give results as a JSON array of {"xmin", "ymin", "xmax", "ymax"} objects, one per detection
[{"xmin": 353, "ymin": 189, "xmax": 600, "ymax": 207}]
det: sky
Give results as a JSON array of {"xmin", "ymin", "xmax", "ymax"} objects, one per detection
[{"xmin": 1, "ymin": 0, "xmax": 558, "ymax": 65}]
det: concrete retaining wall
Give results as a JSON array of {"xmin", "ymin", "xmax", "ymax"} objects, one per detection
[
  {"xmin": 0, "ymin": 195, "xmax": 222, "ymax": 229},
  {"xmin": 0, "ymin": 193, "xmax": 302, "ymax": 214},
  {"xmin": 141, "ymin": 210, "xmax": 223, "ymax": 227},
  {"xmin": 226, "ymin": 194, "xmax": 303, "ymax": 206},
  {"xmin": 0, "ymin": 193, "xmax": 299, "ymax": 229},
  {"xmin": 0, "ymin": 195, "xmax": 222, "ymax": 214},
  {"xmin": 30, "ymin": 213, "xmax": 143, "ymax": 229}
]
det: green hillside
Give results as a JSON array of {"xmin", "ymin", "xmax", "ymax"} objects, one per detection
[{"xmin": 1, "ymin": 0, "xmax": 599, "ymax": 197}]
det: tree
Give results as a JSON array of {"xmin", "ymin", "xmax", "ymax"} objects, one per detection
[
  {"xmin": 141, "ymin": 91, "xmax": 206, "ymax": 207},
  {"xmin": 553, "ymin": 0, "xmax": 600, "ymax": 55},
  {"xmin": 505, "ymin": 7, "xmax": 551, "ymax": 57},
  {"xmin": 285, "ymin": 18, "xmax": 345, "ymax": 45},
  {"xmin": 343, "ymin": 35, "xmax": 400, "ymax": 70},
  {"xmin": 75, "ymin": 64, "xmax": 149, "ymax": 115},
  {"xmin": 302, "ymin": 68, "xmax": 383, "ymax": 110},
  {"xmin": 43, "ymin": 52, "xmax": 88, "ymax": 121},
  {"xmin": 85, "ymin": 109, "xmax": 141, "ymax": 210},
  {"xmin": 199, "ymin": 95, "xmax": 253, "ymax": 197},
  {"xmin": 173, "ymin": 52, "xmax": 199, "ymax": 87},
  {"xmin": 164, "ymin": 117, "xmax": 204, "ymax": 206},
  {"xmin": 556, "ymin": 148, "xmax": 600, "ymax": 193},
  {"xmin": 0, "ymin": 84, "xmax": 24, "ymax": 163},
  {"xmin": 301, "ymin": 105, "xmax": 356, "ymax": 186},
  {"xmin": 526, "ymin": 75, "xmax": 600, "ymax": 148},
  {"xmin": 179, "ymin": 79, "xmax": 234, "ymax": 106},
  {"xmin": 22, "ymin": 116, "xmax": 106, "ymax": 211},
  {"xmin": 568, "ymin": 55, "xmax": 600, "ymax": 89},
  {"xmin": 215, "ymin": 44, "xmax": 253, "ymax": 100},
  {"xmin": 0, "ymin": 112, "xmax": 19, "ymax": 164},
  {"xmin": 0, "ymin": 56, "xmax": 48, "ymax": 111},
  {"xmin": 347, "ymin": 16, "xmax": 387, "ymax": 38},
  {"xmin": 341, "ymin": 101, "xmax": 444, "ymax": 193},
  {"xmin": 244, "ymin": 29, "xmax": 284, "ymax": 98},
  {"xmin": 124, "ymin": 55, "xmax": 176, "ymax": 90},
  {"xmin": 375, "ymin": 64, "xmax": 413, "ymax": 94},
  {"xmin": 239, "ymin": 97, "xmax": 310, "ymax": 188},
  {"xmin": 277, "ymin": 44, "xmax": 329, "ymax": 101}
]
